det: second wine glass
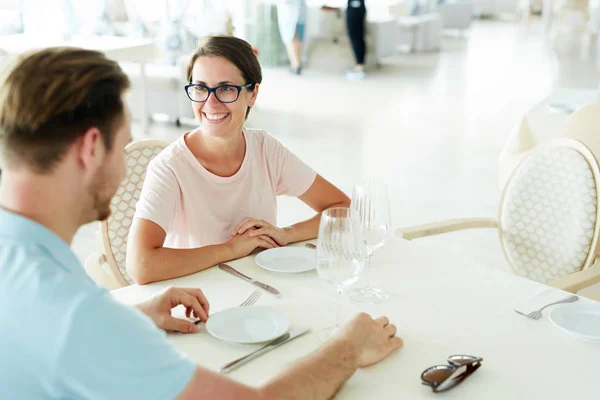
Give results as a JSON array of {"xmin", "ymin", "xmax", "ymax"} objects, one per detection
[{"xmin": 347, "ymin": 180, "xmax": 391, "ymax": 304}]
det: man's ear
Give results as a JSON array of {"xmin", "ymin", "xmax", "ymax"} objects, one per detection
[{"xmin": 77, "ymin": 127, "xmax": 105, "ymax": 173}]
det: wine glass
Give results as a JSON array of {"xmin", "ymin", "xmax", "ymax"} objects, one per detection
[
  {"xmin": 347, "ymin": 180, "xmax": 392, "ymax": 304},
  {"xmin": 316, "ymin": 207, "xmax": 366, "ymax": 342}
]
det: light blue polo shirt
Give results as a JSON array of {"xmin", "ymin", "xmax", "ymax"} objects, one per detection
[{"xmin": 0, "ymin": 208, "xmax": 196, "ymax": 399}]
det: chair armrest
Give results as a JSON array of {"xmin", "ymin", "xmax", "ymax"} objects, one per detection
[
  {"xmin": 396, "ymin": 218, "xmax": 498, "ymax": 240},
  {"xmin": 84, "ymin": 252, "xmax": 123, "ymax": 291},
  {"xmin": 551, "ymin": 258, "xmax": 600, "ymax": 294}
]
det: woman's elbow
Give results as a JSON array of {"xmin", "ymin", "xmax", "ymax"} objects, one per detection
[
  {"xmin": 338, "ymin": 196, "xmax": 351, "ymax": 207},
  {"xmin": 331, "ymin": 194, "xmax": 351, "ymax": 209},
  {"xmin": 126, "ymin": 251, "xmax": 155, "ymax": 285}
]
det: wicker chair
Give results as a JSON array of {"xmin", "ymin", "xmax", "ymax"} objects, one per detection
[
  {"xmin": 84, "ymin": 139, "xmax": 168, "ymax": 288},
  {"xmin": 397, "ymin": 138, "xmax": 600, "ymax": 297}
]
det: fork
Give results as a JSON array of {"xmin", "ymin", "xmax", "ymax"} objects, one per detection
[
  {"xmin": 239, "ymin": 289, "xmax": 262, "ymax": 307},
  {"xmin": 514, "ymin": 294, "xmax": 579, "ymax": 320},
  {"xmin": 195, "ymin": 289, "xmax": 262, "ymax": 325}
]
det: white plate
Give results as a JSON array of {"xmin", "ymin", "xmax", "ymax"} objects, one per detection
[
  {"xmin": 206, "ymin": 306, "xmax": 290, "ymax": 344},
  {"xmin": 549, "ymin": 304, "xmax": 600, "ymax": 342},
  {"xmin": 255, "ymin": 247, "xmax": 316, "ymax": 273}
]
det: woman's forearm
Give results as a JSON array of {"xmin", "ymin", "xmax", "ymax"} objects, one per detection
[
  {"xmin": 127, "ymin": 243, "xmax": 235, "ymax": 285},
  {"xmin": 283, "ymin": 200, "xmax": 349, "ymax": 244}
]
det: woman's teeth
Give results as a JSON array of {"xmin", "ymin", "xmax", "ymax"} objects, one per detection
[{"xmin": 204, "ymin": 113, "xmax": 228, "ymax": 121}]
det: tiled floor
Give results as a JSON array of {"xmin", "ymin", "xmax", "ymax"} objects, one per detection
[{"xmin": 73, "ymin": 18, "xmax": 600, "ymax": 282}]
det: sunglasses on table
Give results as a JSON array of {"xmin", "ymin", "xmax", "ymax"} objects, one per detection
[{"xmin": 421, "ymin": 355, "xmax": 483, "ymax": 393}]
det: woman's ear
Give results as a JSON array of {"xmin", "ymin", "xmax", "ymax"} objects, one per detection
[{"xmin": 248, "ymin": 83, "xmax": 260, "ymax": 107}]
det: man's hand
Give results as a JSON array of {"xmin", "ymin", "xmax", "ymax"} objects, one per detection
[
  {"xmin": 137, "ymin": 287, "xmax": 210, "ymax": 333},
  {"xmin": 340, "ymin": 313, "xmax": 403, "ymax": 368}
]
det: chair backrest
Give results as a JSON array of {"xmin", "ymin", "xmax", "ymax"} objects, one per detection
[
  {"xmin": 440, "ymin": 2, "xmax": 473, "ymax": 30},
  {"xmin": 0, "ymin": 49, "xmax": 8, "ymax": 69},
  {"xmin": 498, "ymin": 138, "xmax": 600, "ymax": 284},
  {"xmin": 554, "ymin": 0, "xmax": 589, "ymax": 14},
  {"xmin": 389, "ymin": 3, "xmax": 411, "ymax": 18},
  {"xmin": 101, "ymin": 139, "xmax": 168, "ymax": 286},
  {"xmin": 563, "ymin": 101, "xmax": 600, "ymax": 157},
  {"xmin": 553, "ymin": 0, "xmax": 590, "ymax": 27}
]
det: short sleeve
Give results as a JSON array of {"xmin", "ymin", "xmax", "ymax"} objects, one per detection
[
  {"xmin": 54, "ymin": 292, "xmax": 196, "ymax": 400},
  {"xmin": 134, "ymin": 159, "xmax": 180, "ymax": 232},
  {"xmin": 264, "ymin": 134, "xmax": 317, "ymax": 197}
]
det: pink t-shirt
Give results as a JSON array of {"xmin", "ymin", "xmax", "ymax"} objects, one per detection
[{"xmin": 134, "ymin": 128, "xmax": 317, "ymax": 249}]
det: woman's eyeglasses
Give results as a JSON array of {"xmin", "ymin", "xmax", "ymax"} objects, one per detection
[{"xmin": 184, "ymin": 83, "xmax": 254, "ymax": 103}]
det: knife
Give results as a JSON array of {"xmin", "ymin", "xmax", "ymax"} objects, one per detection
[
  {"xmin": 218, "ymin": 263, "xmax": 281, "ymax": 297},
  {"xmin": 219, "ymin": 328, "xmax": 311, "ymax": 374}
]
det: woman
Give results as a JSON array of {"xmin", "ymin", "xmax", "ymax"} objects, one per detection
[
  {"xmin": 126, "ymin": 35, "xmax": 350, "ymax": 284},
  {"xmin": 346, "ymin": 0, "xmax": 367, "ymax": 80},
  {"xmin": 276, "ymin": 0, "xmax": 307, "ymax": 74}
]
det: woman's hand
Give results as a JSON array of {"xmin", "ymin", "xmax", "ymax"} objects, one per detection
[
  {"xmin": 232, "ymin": 218, "xmax": 289, "ymax": 246},
  {"xmin": 226, "ymin": 227, "xmax": 279, "ymax": 259}
]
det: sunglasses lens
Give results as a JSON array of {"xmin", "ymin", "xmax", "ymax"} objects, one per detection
[
  {"xmin": 422, "ymin": 365, "xmax": 455, "ymax": 384},
  {"xmin": 448, "ymin": 355, "xmax": 480, "ymax": 366}
]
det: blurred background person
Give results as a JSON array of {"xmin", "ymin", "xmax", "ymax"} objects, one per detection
[
  {"xmin": 346, "ymin": 0, "xmax": 366, "ymax": 80},
  {"xmin": 277, "ymin": 0, "xmax": 307, "ymax": 74}
]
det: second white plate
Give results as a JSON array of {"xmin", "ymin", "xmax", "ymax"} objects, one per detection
[
  {"xmin": 549, "ymin": 303, "xmax": 600, "ymax": 343},
  {"xmin": 255, "ymin": 247, "xmax": 316, "ymax": 273}
]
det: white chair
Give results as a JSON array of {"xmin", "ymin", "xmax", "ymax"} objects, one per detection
[
  {"xmin": 497, "ymin": 98, "xmax": 600, "ymax": 191},
  {"xmin": 121, "ymin": 53, "xmax": 195, "ymax": 126},
  {"xmin": 0, "ymin": 49, "xmax": 8, "ymax": 69},
  {"xmin": 388, "ymin": 4, "xmax": 442, "ymax": 52},
  {"xmin": 549, "ymin": 0, "xmax": 596, "ymax": 57},
  {"xmin": 396, "ymin": 138, "xmax": 600, "ymax": 297},
  {"xmin": 563, "ymin": 101, "xmax": 600, "ymax": 158},
  {"xmin": 440, "ymin": 1, "xmax": 473, "ymax": 32},
  {"xmin": 85, "ymin": 139, "xmax": 168, "ymax": 288}
]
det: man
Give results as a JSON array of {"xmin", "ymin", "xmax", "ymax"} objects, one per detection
[{"xmin": 0, "ymin": 47, "xmax": 402, "ymax": 399}]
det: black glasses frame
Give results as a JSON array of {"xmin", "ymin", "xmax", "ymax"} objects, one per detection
[
  {"xmin": 421, "ymin": 355, "xmax": 483, "ymax": 393},
  {"xmin": 184, "ymin": 83, "xmax": 255, "ymax": 103}
]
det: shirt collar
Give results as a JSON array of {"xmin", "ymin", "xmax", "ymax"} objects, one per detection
[{"xmin": 0, "ymin": 207, "xmax": 82, "ymax": 273}]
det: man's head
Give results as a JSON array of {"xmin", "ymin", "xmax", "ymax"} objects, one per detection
[{"xmin": 0, "ymin": 47, "xmax": 132, "ymax": 222}]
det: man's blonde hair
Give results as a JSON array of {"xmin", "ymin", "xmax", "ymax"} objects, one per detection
[{"xmin": 0, "ymin": 47, "xmax": 130, "ymax": 173}]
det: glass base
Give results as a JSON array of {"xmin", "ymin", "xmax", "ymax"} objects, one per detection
[
  {"xmin": 318, "ymin": 326, "xmax": 340, "ymax": 343},
  {"xmin": 348, "ymin": 286, "xmax": 389, "ymax": 304}
]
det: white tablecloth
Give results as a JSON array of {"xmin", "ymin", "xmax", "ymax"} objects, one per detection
[
  {"xmin": 498, "ymin": 88, "xmax": 599, "ymax": 190},
  {"xmin": 112, "ymin": 237, "xmax": 600, "ymax": 399}
]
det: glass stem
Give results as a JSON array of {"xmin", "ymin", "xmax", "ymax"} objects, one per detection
[
  {"xmin": 335, "ymin": 285, "xmax": 342, "ymax": 330},
  {"xmin": 365, "ymin": 251, "xmax": 372, "ymax": 289}
]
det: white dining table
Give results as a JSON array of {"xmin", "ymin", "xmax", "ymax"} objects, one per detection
[
  {"xmin": 0, "ymin": 34, "xmax": 161, "ymax": 134},
  {"xmin": 112, "ymin": 237, "xmax": 600, "ymax": 399}
]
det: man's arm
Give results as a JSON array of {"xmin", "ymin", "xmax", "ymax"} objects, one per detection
[{"xmin": 177, "ymin": 313, "xmax": 402, "ymax": 400}]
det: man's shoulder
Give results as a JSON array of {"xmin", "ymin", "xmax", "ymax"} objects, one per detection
[{"xmin": 0, "ymin": 236, "xmax": 108, "ymax": 331}]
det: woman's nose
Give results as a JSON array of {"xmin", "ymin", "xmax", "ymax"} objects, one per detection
[{"xmin": 205, "ymin": 91, "xmax": 222, "ymax": 107}]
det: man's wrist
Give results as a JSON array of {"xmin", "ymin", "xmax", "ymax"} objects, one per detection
[{"xmin": 330, "ymin": 334, "xmax": 361, "ymax": 370}]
